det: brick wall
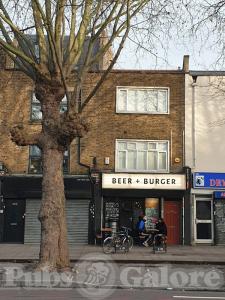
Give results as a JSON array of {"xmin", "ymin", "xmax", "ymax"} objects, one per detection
[{"xmin": 0, "ymin": 69, "xmax": 185, "ymax": 175}]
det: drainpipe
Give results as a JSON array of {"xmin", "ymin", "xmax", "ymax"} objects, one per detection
[
  {"xmin": 191, "ymin": 76, "xmax": 197, "ymax": 168},
  {"xmin": 78, "ymin": 138, "xmax": 101, "ymax": 243}
]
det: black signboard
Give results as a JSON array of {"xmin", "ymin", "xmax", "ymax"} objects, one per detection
[{"xmin": 105, "ymin": 201, "xmax": 119, "ymax": 221}]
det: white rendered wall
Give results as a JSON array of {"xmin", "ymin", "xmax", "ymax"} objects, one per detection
[{"xmin": 185, "ymin": 74, "xmax": 225, "ymax": 172}]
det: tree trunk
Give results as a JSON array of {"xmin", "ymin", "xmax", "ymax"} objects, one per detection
[
  {"xmin": 38, "ymin": 147, "xmax": 70, "ymax": 270},
  {"xmin": 36, "ymin": 84, "xmax": 70, "ymax": 271}
]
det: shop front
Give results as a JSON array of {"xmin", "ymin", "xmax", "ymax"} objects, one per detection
[
  {"xmin": 193, "ymin": 172, "xmax": 225, "ymax": 245},
  {"xmin": 101, "ymin": 172, "xmax": 190, "ymax": 245},
  {"xmin": 0, "ymin": 175, "xmax": 92, "ymax": 245}
]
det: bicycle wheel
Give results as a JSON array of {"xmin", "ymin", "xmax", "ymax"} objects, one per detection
[
  {"xmin": 122, "ymin": 239, "xmax": 130, "ymax": 253},
  {"xmin": 103, "ymin": 237, "xmax": 115, "ymax": 254},
  {"xmin": 128, "ymin": 235, "xmax": 133, "ymax": 249}
]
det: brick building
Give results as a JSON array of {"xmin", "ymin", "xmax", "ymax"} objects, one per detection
[{"xmin": 0, "ymin": 53, "xmax": 191, "ymax": 245}]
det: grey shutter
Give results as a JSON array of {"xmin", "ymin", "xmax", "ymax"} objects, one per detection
[{"xmin": 24, "ymin": 199, "xmax": 89, "ymax": 245}]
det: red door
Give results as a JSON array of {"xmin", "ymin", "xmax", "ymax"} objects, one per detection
[{"xmin": 164, "ymin": 201, "xmax": 181, "ymax": 245}]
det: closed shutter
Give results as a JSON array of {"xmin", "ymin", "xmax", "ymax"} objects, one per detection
[{"xmin": 24, "ymin": 199, "xmax": 89, "ymax": 245}]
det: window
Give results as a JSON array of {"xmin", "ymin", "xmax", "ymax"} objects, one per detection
[
  {"xmin": 29, "ymin": 146, "xmax": 69, "ymax": 174},
  {"xmin": 31, "ymin": 93, "xmax": 68, "ymax": 121},
  {"xmin": 29, "ymin": 145, "xmax": 42, "ymax": 174},
  {"xmin": 116, "ymin": 87, "xmax": 169, "ymax": 114},
  {"xmin": 116, "ymin": 140, "xmax": 169, "ymax": 172}
]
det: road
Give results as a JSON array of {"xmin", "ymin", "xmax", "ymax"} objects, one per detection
[{"xmin": 0, "ymin": 288, "xmax": 224, "ymax": 300}]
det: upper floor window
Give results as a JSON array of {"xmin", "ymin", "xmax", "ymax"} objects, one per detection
[
  {"xmin": 116, "ymin": 140, "xmax": 169, "ymax": 173},
  {"xmin": 116, "ymin": 87, "xmax": 169, "ymax": 114},
  {"xmin": 29, "ymin": 145, "xmax": 69, "ymax": 174},
  {"xmin": 31, "ymin": 93, "xmax": 68, "ymax": 121}
]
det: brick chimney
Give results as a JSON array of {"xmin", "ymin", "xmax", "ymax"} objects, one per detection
[{"xmin": 182, "ymin": 55, "xmax": 189, "ymax": 73}]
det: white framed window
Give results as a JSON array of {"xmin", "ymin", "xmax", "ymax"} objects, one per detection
[
  {"xmin": 116, "ymin": 86, "xmax": 169, "ymax": 114},
  {"xmin": 115, "ymin": 139, "xmax": 169, "ymax": 173}
]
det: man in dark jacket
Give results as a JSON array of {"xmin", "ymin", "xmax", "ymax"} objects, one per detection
[{"xmin": 155, "ymin": 218, "xmax": 167, "ymax": 235}]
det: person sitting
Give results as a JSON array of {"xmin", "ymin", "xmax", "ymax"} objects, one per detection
[
  {"xmin": 135, "ymin": 215, "xmax": 147, "ymax": 245},
  {"xmin": 155, "ymin": 218, "xmax": 167, "ymax": 245}
]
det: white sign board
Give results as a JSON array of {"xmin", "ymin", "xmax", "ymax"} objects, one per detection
[{"xmin": 102, "ymin": 173, "xmax": 186, "ymax": 190}]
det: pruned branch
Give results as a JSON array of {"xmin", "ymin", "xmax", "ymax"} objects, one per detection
[{"xmin": 10, "ymin": 125, "xmax": 42, "ymax": 146}]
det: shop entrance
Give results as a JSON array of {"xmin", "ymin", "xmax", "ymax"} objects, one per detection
[
  {"xmin": 194, "ymin": 198, "xmax": 213, "ymax": 243},
  {"xmin": 3, "ymin": 199, "xmax": 25, "ymax": 243},
  {"xmin": 164, "ymin": 200, "xmax": 181, "ymax": 245}
]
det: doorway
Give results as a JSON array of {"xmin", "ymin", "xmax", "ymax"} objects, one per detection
[
  {"xmin": 3, "ymin": 199, "xmax": 25, "ymax": 243},
  {"xmin": 194, "ymin": 198, "xmax": 213, "ymax": 243},
  {"xmin": 164, "ymin": 200, "xmax": 181, "ymax": 245}
]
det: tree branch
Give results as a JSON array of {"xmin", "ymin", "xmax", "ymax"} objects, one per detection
[{"xmin": 10, "ymin": 125, "xmax": 42, "ymax": 146}]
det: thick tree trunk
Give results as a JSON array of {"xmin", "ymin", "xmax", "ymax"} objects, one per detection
[
  {"xmin": 38, "ymin": 147, "xmax": 70, "ymax": 270},
  {"xmin": 36, "ymin": 84, "xmax": 70, "ymax": 271}
]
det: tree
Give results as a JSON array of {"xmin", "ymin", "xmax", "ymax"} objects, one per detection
[{"xmin": 0, "ymin": 0, "xmax": 151, "ymax": 270}]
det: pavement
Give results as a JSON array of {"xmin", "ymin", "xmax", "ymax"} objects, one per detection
[{"xmin": 0, "ymin": 244, "xmax": 224, "ymax": 264}]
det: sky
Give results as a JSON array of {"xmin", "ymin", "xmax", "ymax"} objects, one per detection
[{"xmin": 115, "ymin": 34, "xmax": 221, "ymax": 71}]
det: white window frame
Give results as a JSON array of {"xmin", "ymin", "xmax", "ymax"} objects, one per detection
[
  {"xmin": 115, "ymin": 139, "xmax": 170, "ymax": 173},
  {"xmin": 116, "ymin": 86, "xmax": 170, "ymax": 114}
]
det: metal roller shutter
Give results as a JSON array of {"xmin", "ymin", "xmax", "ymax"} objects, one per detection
[{"xmin": 24, "ymin": 199, "xmax": 89, "ymax": 245}]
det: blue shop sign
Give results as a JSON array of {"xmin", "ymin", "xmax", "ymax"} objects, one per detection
[
  {"xmin": 214, "ymin": 191, "xmax": 225, "ymax": 199},
  {"xmin": 193, "ymin": 172, "xmax": 225, "ymax": 189}
]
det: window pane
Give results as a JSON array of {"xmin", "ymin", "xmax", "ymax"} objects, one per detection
[
  {"xmin": 137, "ymin": 142, "xmax": 147, "ymax": 150},
  {"xmin": 197, "ymin": 223, "xmax": 212, "ymax": 239},
  {"xmin": 158, "ymin": 143, "xmax": 167, "ymax": 150},
  {"xmin": 127, "ymin": 151, "xmax": 136, "ymax": 169},
  {"xmin": 118, "ymin": 151, "xmax": 126, "ymax": 169},
  {"xmin": 30, "ymin": 145, "xmax": 41, "ymax": 156},
  {"xmin": 32, "ymin": 93, "xmax": 40, "ymax": 103},
  {"xmin": 118, "ymin": 90, "xmax": 127, "ymax": 111},
  {"xmin": 148, "ymin": 151, "xmax": 157, "ymax": 170},
  {"xmin": 32, "ymin": 105, "xmax": 42, "ymax": 120},
  {"xmin": 137, "ymin": 90, "xmax": 146, "ymax": 112},
  {"xmin": 127, "ymin": 143, "xmax": 136, "ymax": 150},
  {"xmin": 63, "ymin": 158, "xmax": 69, "ymax": 173},
  {"xmin": 60, "ymin": 103, "xmax": 67, "ymax": 113},
  {"xmin": 196, "ymin": 201, "xmax": 212, "ymax": 220},
  {"xmin": 159, "ymin": 152, "xmax": 167, "ymax": 170},
  {"xmin": 137, "ymin": 151, "xmax": 147, "ymax": 170},
  {"xmin": 127, "ymin": 90, "xmax": 136, "ymax": 111},
  {"xmin": 64, "ymin": 150, "xmax": 69, "ymax": 157},
  {"xmin": 146, "ymin": 91, "xmax": 157, "ymax": 112},
  {"xmin": 118, "ymin": 142, "xmax": 127, "ymax": 150},
  {"xmin": 158, "ymin": 90, "xmax": 167, "ymax": 112},
  {"xmin": 29, "ymin": 158, "xmax": 42, "ymax": 173},
  {"xmin": 148, "ymin": 143, "xmax": 156, "ymax": 150}
]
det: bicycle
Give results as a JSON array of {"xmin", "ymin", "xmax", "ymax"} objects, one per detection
[
  {"xmin": 103, "ymin": 227, "xmax": 132, "ymax": 254},
  {"xmin": 120, "ymin": 226, "xmax": 134, "ymax": 249}
]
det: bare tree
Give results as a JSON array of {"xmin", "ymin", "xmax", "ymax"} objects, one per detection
[{"xmin": 0, "ymin": 0, "xmax": 151, "ymax": 270}]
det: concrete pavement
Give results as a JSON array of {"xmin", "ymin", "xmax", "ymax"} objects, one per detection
[{"xmin": 0, "ymin": 244, "xmax": 224, "ymax": 264}]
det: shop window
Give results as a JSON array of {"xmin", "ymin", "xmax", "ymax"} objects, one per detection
[
  {"xmin": 116, "ymin": 140, "xmax": 169, "ymax": 172},
  {"xmin": 116, "ymin": 87, "xmax": 169, "ymax": 114},
  {"xmin": 29, "ymin": 146, "xmax": 69, "ymax": 174},
  {"xmin": 31, "ymin": 93, "xmax": 68, "ymax": 121}
]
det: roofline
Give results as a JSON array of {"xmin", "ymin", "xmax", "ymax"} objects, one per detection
[
  {"xmin": 89, "ymin": 69, "xmax": 184, "ymax": 74},
  {"xmin": 190, "ymin": 70, "xmax": 225, "ymax": 76}
]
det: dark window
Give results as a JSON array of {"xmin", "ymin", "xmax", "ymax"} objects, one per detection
[
  {"xmin": 29, "ymin": 146, "xmax": 69, "ymax": 174},
  {"xmin": 29, "ymin": 145, "xmax": 42, "ymax": 174}
]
